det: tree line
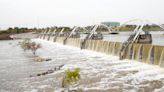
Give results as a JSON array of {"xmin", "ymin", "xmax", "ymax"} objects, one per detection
[
  {"xmin": 117, "ymin": 24, "xmax": 164, "ymax": 31},
  {"xmin": 1, "ymin": 24, "xmax": 163, "ymax": 34}
]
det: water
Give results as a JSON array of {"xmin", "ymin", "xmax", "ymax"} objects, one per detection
[
  {"xmin": 1, "ymin": 39, "xmax": 164, "ymax": 92},
  {"xmin": 103, "ymin": 31, "xmax": 164, "ymax": 46},
  {"xmin": 81, "ymin": 31, "xmax": 164, "ymax": 46}
]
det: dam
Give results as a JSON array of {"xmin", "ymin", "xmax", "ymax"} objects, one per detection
[
  {"xmin": 1, "ymin": 0, "xmax": 164, "ymax": 91},
  {"xmin": 1, "ymin": 22, "xmax": 164, "ymax": 92},
  {"xmin": 39, "ymin": 36, "xmax": 164, "ymax": 67},
  {"xmin": 38, "ymin": 24, "xmax": 164, "ymax": 68}
]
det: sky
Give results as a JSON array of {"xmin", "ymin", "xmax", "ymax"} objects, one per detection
[{"xmin": 0, "ymin": 0, "xmax": 164, "ymax": 29}]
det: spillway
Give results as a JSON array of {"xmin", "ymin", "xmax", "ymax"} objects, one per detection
[{"xmin": 42, "ymin": 35, "xmax": 164, "ymax": 68}]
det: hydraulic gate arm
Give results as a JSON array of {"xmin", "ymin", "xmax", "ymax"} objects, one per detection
[{"xmin": 58, "ymin": 28, "xmax": 65, "ymax": 36}]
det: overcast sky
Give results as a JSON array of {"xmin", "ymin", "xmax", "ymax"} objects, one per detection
[{"xmin": 0, "ymin": 0, "xmax": 164, "ymax": 29}]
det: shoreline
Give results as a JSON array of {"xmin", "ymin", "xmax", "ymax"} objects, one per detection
[
  {"xmin": 0, "ymin": 32, "xmax": 39, "ymax": 40},
  {"xmin": 0, "ymin": 32, "xmax": 12, "ymax": 40}
]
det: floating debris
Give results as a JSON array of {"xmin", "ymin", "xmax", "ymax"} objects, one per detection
[{"xmin": 30, "ymin": 64, "xmax": 64, "ymax": 77}]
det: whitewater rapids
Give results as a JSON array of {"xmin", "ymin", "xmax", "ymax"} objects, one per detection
[{"xmin": 0, "ymin": 39, "xmax": 164, "ymax": 92}]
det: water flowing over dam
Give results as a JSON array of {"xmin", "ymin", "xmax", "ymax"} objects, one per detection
[
  {"xmin": 1, "ymin": 39, "xmax": 164, "ymax": 92},
  {"xmin": 40, "ymin": 34, "xmax": 164, "ymax": 68}
]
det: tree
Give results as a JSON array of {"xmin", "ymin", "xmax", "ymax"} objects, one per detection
[
  {"xmin": 20, "ymin": 39, "xmax": 41, "ymax": 55},
  {"xmin": 7, "ymin": 27, "xmax": 13, "ymax": 33},
  {"xmin": 29, "ymin": 42, "xmax": 41, "ymax": 55}
]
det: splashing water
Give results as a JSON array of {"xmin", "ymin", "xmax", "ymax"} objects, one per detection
[{"xmin": 0, "ymin": 39, "xmax": 164, "ymax": 92}]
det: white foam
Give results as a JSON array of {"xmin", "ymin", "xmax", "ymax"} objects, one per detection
[{"xmin": 1, "ymin": 39, "xmax": 163, "ymax": 92}]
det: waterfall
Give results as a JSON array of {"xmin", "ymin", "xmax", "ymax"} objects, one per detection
[
  {"xmin": 87, "ymin": 40, "xmax": 90, "ymax": 49},
  {"xmin": 154, "ymin": 46, "xmax": 164, "ymax": 65},
  {"xmin": 93, "ymin": 40, "xmax": 98, "ymax": 51},
  {"xmin": 106, "ymin": 42, "xmax": 111, "ymax": 55},
  {"xmin": 99, "ymin": 41, "xmax": 105, "ymax": 53},
  {"xmin": 65, "ymin": 38, "xmax": 81, "ymax": 48},
  {"xmin": 95, "ymin": 40, "xmax": 100, "ymax": 52},
  {"xmin": 44, "ymin": 34, "xmax": 48, "ymax": 40},
  {"xmin": 108, "ymin": 42, "xmax": 114, "ymax": 54},
  {"xmin": 54, "ymin": 36, "xmax": 57, "ymax": 42},
  {"xmin": 92, "ymin": 40, "xmax": 97, "ymax": 51},
  {"xmin": 95, "ymin": 40, "xmax": 101, "ymax": 52},
  {"xmin": 142, "ymin": 44, "xmax": 152, "ymax": 63},
  {"xmin": 47, "ymin": 35, "xmax": 50, "ymax": 40},
  {"xmin": 159, "ymin": 49, "xmax": 164, "ymax": 67},
  {"xmin": 89, "ymin": 40, "xmax": 93, "ymax": 50},
  {"xmin": 39, "ymin": 36, "xmax": 164, "ymax": 67},
  {"xmin": 133, "ymin": 44, "xmax": 142, "ymax": 61},
  {"xmin": 49, "ymin": 36, "xmax": 55, "ymax": 42},
  {"xmin": 98, "ymin": 40, "xmax": 103, "ymax": 53},
  {"xmin": 124, "ymin": 44, "xmax": 133, "ymax": 59},
  {"xmin": 85, "ymin": 41, "xmax": 123, "ymax": 56},
  {"xmin": 43, "ymin": 35, "xmax": 47, "ymax": 40},
  {"xmin": 130, "ymin": 45, "xmax": 134, "ymax": 59},
  {"xmin": 56, "ymin": 37, "xmax": 66, "ymax": 44},
  {"xmin": 42, "ymin": 35, "xmax": 45, "ymax": 39},
  {"xmin": 114, "ymin": 42, "xmax": 122, "ymax": 56},
  {"xmin": 39, "ymin": 30, "xmax": 46, "ymax": 39},
  {"xmin": 76, "ymin": 38, "xmax": 81, "ymax": 48},
  {"xmin": 103, "ymin": 41, "xmax": 109, "ymax": 54},
  {"xmin": 139, "ymin": 45, "xmax": 143, "ymax": 62},
  {"xmin": 147, "ymin": 46, "xmax": 154, "ymax": 64},
  {"xmin": 112, "ymin": 42, "xmax": 116, "ymax": 55}
]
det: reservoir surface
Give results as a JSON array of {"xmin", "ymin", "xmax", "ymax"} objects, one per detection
[{"xmin": 80, "ymin": 31, "xmax": 164, "ymax": 46}]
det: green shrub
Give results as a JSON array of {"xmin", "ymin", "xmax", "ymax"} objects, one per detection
[{"xmin": 62, "ymin": 68, "xmax": 81, "ymax": 91}]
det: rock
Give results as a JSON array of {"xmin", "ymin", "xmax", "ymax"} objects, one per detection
[
  {"xmin": 56, "ymin": 64, "xmax": 64, "ymax": 70},
  {"xmin": 45, "ymin": 58, "xmax": 52, "ymax": 61},
  {"xmin": 34, "ymin": 56, "xmax": 44, "ymax": 62},
  {"xmin": 33, "ymin": 56, "xmax": 51, "ymax": 62},
  {"xmin": 30, "ymin": 64, "xmax": 64, "ymax": 77},
  {"xmin": 42, "ymin": 72, "xmax": 47, "ymax": 75},
  {"xmin": 37, "ymin": 74, "xmax": 41, "ymax": 76},
  {"xmin": 47, "ymin": 70, "xmax": 54, "ymax": 73},
  {"xmin": 59, "ymin": 64, "xmax": 64, "ymax": 69}
]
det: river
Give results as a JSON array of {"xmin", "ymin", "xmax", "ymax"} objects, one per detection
[{"xmin": 0, "ymin": 39, "xmax": 164, "ymax": 92}]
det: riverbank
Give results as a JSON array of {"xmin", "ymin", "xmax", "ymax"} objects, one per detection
[
  {"xmin": 0, "ymin": 31, "xmax": 12, "ymax": 40},
  {"xmin": 0, "ymin": 31, "xmax": 39, "ymax": 40}
]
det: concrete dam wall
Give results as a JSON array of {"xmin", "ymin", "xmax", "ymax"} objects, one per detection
[{"xmin": 39, "ymin": 35, "xmax": 164, "ymax": 67}]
